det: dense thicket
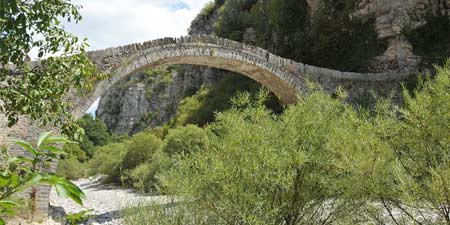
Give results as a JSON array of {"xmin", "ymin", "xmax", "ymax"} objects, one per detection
[{"xmin": 123, "ymin": 62, "xmax": 450, "ymax": 225}]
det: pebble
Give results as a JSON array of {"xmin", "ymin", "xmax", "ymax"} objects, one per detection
[{"xmin": 49, "ymin": 176, "xmax": 172, "ymax": 225}]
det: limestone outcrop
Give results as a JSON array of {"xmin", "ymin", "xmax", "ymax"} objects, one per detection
[
  {"xmin": 97, "ymin": 67, "xmax": 222, "ymax": 135},
  {"xmin": 354, "ymin": 0, "xmax": 450, "ymax": 69}
]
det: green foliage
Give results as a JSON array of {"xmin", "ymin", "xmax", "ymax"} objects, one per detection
[
  {"xmin": 121, "ymin": 132, "xmax": 162, "ymax": 170},
  {"xmin": 88, "ymin": 142, "xmax": 127, "ymax": 183},
  {"xmin": 89, "ymin": 132, "xmax": 163, "ymax": 188},
  {"xmin": 173, "ymin": 73, "xmax": 283, "ymax": 127},
  {"xmin": 214, "ymin": 0, "xmax": 257, "ymax": 41},
  {"xmin": 306, "ymin": 1, "xmax": 386, "ymax": 71},
  {"xmin": 159, "ymin": 90, "xmax": 379, "ymax": 224},
  {"xmin": 63, "ymin": 143, "xmax": 87, "ymax": 162},
  {"xmin": 56, "ymin": 157, "xmax": 86, "ymax": 180},
  {"xmin": 0, "ymin": 0, "xmax": 105, "ymax": 137},
  {"xmin": 0, "ymin": 132, "xmax": 85, "ymax": 223},
  {"xmin": 373, "ymin": 60, "xmax": 450, "ymax": 223},
  {"xmin": 123, "ymin": 202, "xmax": 204, "ymax": 225},
  {"xmin": 66, "ymin": 210, "xmax": 93, "ymax": 225},
  {"xmin": 76, "ymin": 114, "xmax": 112, "ymax": 158},
  {"xmin": 142, "ymin": 61, "xmax": 450, "ymax": 224},
  {"xmin": 263, "ymin": 0, "xmax": 309, "ymax": 59},
  {"xmin": 404, "ymin": 14, "xmax": 450, "ymax": 66},
  {"xmin": 212, "ymin": 0, "xmax": 386, "ymax": 72},
  {"xmin": 199, "ymin": 2, "xmax": 216, "ymax": 18},
  {"xmin": 160, "ymin": 125, "xmax": 208, "ymax": 157},
  {"xmin": 128, "ymin": 152, "xmax": 171, "ymax": 194}
]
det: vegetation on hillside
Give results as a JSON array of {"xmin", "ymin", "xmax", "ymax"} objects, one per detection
[
  {"xmin": 213, "ymin": 0, "xmax": 386, "ymax": 72},
  {"xmin": 404, "ymin": 14, "xmax": 450, "ymax": 67}
]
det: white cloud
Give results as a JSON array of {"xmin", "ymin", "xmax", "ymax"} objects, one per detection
[
  {"xmin": 62, "ymin": 0, "xmax": 212, "ymax": 114},
  {"xmin": 64, "ymin": 0, "xmax": 212, "ymax": 51}
]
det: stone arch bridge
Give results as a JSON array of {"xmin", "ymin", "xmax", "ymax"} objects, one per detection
[
  {"xmin": 71, "ymin": 34, "xmax": 410, "ymax": 118},
  {"xmin": 1, "ymin": 34, "xmax": 412, "ymax": 220}
]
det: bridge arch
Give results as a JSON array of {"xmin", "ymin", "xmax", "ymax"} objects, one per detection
[
  {"xmin": 71, "ymin": 35, "xmax": 309, "ymax": 117},
  {"xmin": 69, "ymin": 35, "xmax": 409, "ymax": 118}
]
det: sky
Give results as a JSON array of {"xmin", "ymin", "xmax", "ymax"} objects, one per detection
[
  {"xmin": 67, "ymin": 0, "xmax": 211, "ymax": 115},
  {"xmin": 66, "ymin": 0, "xmax": 212, "ymax": 51}
]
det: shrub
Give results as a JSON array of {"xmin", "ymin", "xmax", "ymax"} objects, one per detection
[
  {"xmin": 130, "ymin": 149, "xmax": 172, "ymax": 193},
  {"xmin": 159, "ymin": 90, "xmax": 380, "ymax": 224},
  {"xmin": 372, "ymin": 60, "xmax": 450, "ymax": 223},
  {"xmin": 63, "ymin": 143, "xmax": 87, "ymax": 162},
  {"xmin": 56, "ymin": 157, "xmax": 86, "ymax": 180},
  {"xmin": 128, "ymin": 151, "xmax": 171, "ymax": 194},
  {"xmin": 160, "ymin": 125, "xmax": 208, "ymax": 157},
  {"xmin": 89, "ymin": 142, "xmax": 127, "ymax": 183},
  {"xmin": 76, "ymin": 114, "xmax": 112, "ymax": 159},
  {"xmin": 121, "ymin": 132, "xmax": 162, "ymax": 170},
  {"xmin": 172, "ymin": 73, "xmax": 283, "ymax": 127}
]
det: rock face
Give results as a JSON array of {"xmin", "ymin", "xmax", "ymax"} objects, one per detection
[
  {"xmin": 97, "ymin": 67, "xmax": 221, "ymax": 135},
  {"xmin": 354, "ymin": 0, "xmax": 450, "ymax": 70}
]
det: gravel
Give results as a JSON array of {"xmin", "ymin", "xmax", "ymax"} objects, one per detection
[{"xmin": 49, "ymin": 176, "xmax": 171, "ymax": 225}]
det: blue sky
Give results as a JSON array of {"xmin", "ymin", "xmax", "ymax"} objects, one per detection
[{"xmin": 66, "ymin": 0, "xmax": 211, "ymax": 116}]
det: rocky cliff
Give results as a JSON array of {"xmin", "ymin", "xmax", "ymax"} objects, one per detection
[
  {"xmin": 353, "ymin": 0, "xmax": 450, "ymax": 70},
  {"xmin": 96, "ymin": 66, "xmax": 225, "ymax": 135}
]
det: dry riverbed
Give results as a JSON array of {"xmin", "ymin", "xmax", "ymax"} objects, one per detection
[{"xmin": 49, "ymin": 176, "xmax": 171, "ymax": 225}]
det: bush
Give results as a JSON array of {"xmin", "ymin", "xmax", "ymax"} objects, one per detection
[
  {"xmin": 159, "ymin": 91, "xmax": 380, "ymax": 224},
  {"xmin": 89, "ymin": 142, "xmax": 128, "ymax": 183},
  {"xmin": 56, "ymin": 157, "xmax": 86, "ymax": 180},
  {"xmin": 372, "ymin": 60, "xmax": 450, "ymax": 223},
  {"xmin": 121, "ymin": 132, "xmax": 162, "ymax": 170},
  {"xmin": 129, "ymin": 150, "xmax": 171, "ymax": 194},
  {"xmin": 172, "ymin": 73, "xmax": 283, "ymax": 127},
  {"xmin": 160, "ymin": 125, "xmax": 208, "ymax": 157},
  {"xmin": 76, "ymin": 114, "xmax": 112, "ymax": 159},
  {"xmin": 63, "ymin": 143, "xmax": 87, "ymax": 162}
]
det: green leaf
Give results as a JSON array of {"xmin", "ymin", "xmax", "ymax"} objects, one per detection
[
  {"xmin": 13, "ymin": 140, "xmax": 38, "ymax": 156},
  {"xmin": 55, "ymin": 183, "xmax": 69, "ymax": 198},
  {"xmin": 40, "ymin": 145, "xmax": 66, "ymax": 155},
  {"xmin": 37, "ymin": 131, "xmax": 53, "ymax": 148},
  {"xmin": 0, "ymin": 201, "xmax": 19, "ymax": 209},
  {"xmin": 42, "ymin": 135, "xmax": 74, "ymax": 145},
  {"xmin": 29, "ymin": 173, "xmax": 44, "ymax": 185},
  {"xmin": 8, "ymin": 156, "xmax": 34, "ymax": 165},
  {"xmin": 0, "ymin": 217, "xmax": 5, "ymax": 225}
]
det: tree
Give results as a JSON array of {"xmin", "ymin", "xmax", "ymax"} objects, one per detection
[
  {"xmin": 372, "ymin": 60, "xmax": 450, "ymax": 224},
  {"xmin": 76, "ymin": 114, "xmax": 112, "ymax": 158},
  {"xmin": 0, "ymin": 132, "xmax": 85, "ymax": 225},
  {"xmin": 0, "ymin": 0, "xmax": 105, "ymax": 137}
]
